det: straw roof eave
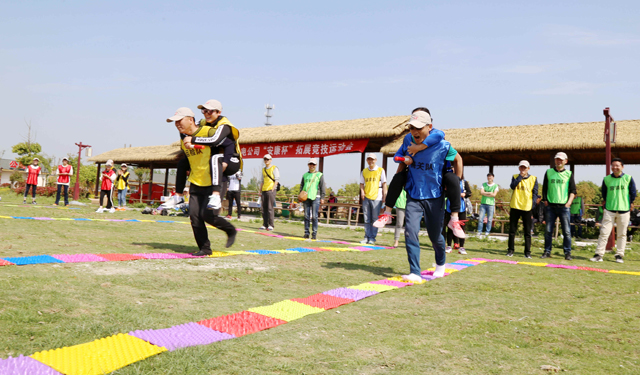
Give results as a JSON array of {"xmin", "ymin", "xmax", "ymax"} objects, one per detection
[{"xmin": 88, "ymin": 143, "xmax": 182, "ymax": 165}]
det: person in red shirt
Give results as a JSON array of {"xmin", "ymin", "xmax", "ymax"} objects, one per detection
[
  {"xmin": 54, "ymin": 157, "xmax": 74, "ymax": 206},
  {"xmin": 23, "ymin": 158, "xmax": 41, "ymax": 204},
  {"xmin": 96, "ymin": 160, "xmax": 116, "ymax": 213}
]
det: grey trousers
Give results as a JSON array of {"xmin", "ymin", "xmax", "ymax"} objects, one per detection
[
  {"xmin": 261, "ymin": 190, "xmax": 276, "ymax": 228},
  {"xmin": 394, "ymin": 208, "xmax": 406, "ymax": 241}
]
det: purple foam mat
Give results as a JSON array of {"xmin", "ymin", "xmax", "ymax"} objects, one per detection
[
  {"xmin": 546, "ymin": 264, "xmax": 579, "ymax": 269},
  {"xmin": 445, "ymin": 264, "xmax": 468, "ymax": 270},
  {"xmin": 323, "ymin": 287, "xmax": 379, "ymax": 301},
  {"xmin": 51, "ymin": 254, "xmax": 108, "ymax": 263},
  {"xmin": 130, "ymin": 322, "xmax": 235, "ymax": 351},
  {"xmin": 32, "ymin": 217, "xmax": 54, "ymax": 221},
  {"xmin": 0, "ymin": 355, "xmax": 62, "ymax": 374},
  {"xmin": 420, "ymin": 270, "xmax": 451, "ymax": 277},
  {"xmin": 370, "ymin": 279, "xmax": 411, "ymax": 288},
  {"xmin": 349, "ymin": 246, "xmax": 377, "ymax": 251}
]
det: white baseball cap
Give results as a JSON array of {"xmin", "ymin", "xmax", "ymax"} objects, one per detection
[
  {"xmin": 197, "ymin": 99, "xmax": 222, "ymax": 111},
  {"xmin": 166, "ymin": 107, "xmax": 195, "ymax": 123},
  {"xmin": 62, "ymin": 157, "xmax": 68, "ymax": 161},
  {"xmin": 518, "ymin": 160, "xmax": 530, "ymax": 168},
  {"xmin": 106, "ymin": 159, "xmax": 114, "ymax": 166},
  {"xmin": 554, "ymin": 152, "xmax": 568, "ymax": 160},
  {"xmin": 263, "ymin": 154, "xmax": 272, "ymax": 160},
  {"xmin": 308, "ymin": 158, "xmax": 318, "ymax": 165},
  {"xmin": 121, "ymin": 163, "xmax": 128, "ymax": 167},
  {"xmin": 33, "ymin": 157, "xmax": 40, "ymax": 161},
  {"xmin": 407, "ymin": 110, "xmax": 432, "ymax": 129},
  {"xmin": 366, "ymin": 153, "xmax": 377, "ymax": 160}
]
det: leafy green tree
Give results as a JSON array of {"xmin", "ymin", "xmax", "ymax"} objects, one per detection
[
  {"xmin": 65, "ymin": 155, "xmax": 97, "ymax": 190},
  {"xmin": 246, "ymin": 176, "xmax": 259, "ymax": 192},
  {"xmin": 134, "ymin": 167, "xmax": 151, "ymax": 203},
  {"xmin": 576, "ymin": 181, "xmax": 602, "ymax": 205},
  {"xmin": 10, "ymin": 170, "xmax": 24, "ymax": 188},
  {"xmin": 337, "ymin": 182, "xmax": 360, "ymax": 202},
  {"xmin": 12, "ymin": 142, "xmax": 43, "ymax": 167}
]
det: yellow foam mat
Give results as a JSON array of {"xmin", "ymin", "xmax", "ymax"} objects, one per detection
[
  {"xmin": 31, "ymin": 333, "xmax": 166, "ymax": 375},
  {"xmin": 387, "ymin": 276, "xmax": 417, "ymax": 284},
  {"xmin": 0, "ymin": 216, "xmax": 12, "ymax": 219},
  {"xmin": 608, "ymin": 270, "xmax": 640, "ymax": 276},
  {"xmin": 426, "ymin": 267, "xmax": 459, "ymax": 273},
  {"xmin": 223, "ymin": 251, "xmax": 251, "ymax": 255},
  {"xmin": 248, "ymin": 300, "xmax": 325, "ymax": 321},
  {"xmin": 209, "ymin": 251, "xmax": 235, "ymax": 257},
  {"xmin": 283, "ymin": 236, "xmax": 307, "ymax": 241},
  {"xmin": 517, "ymin": 262, "xmax": 548, "ymax": 267},
  {"xmin": 466, "ymin": 259, "xmax": 486, "ymax": 263},
  {"xmin": 348, "ymin": 282, "xmax": 398, "ymax": 292},
  {"xmin": 318, "ymin": 247, "xmax": 358, "ymax": 252},
  {"xmin": 241, "ymin": 229, "xmax": 256, "ymax": 233}
]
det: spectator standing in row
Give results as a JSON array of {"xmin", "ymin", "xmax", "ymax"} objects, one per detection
[
  {"xmin": 570, "ymin": 196, "xmax": 585, "ymax": 239},
  {"xmin": 96, "ymin": 160, "xmax": 116, "ymax": 213},
  {"xmin": 506, "ymin": 160, "xmax": 538, "ymax": 258},
  {"xmin": 259, "ymin": 154, "xmax": 279, "ymax": 231},
  {"xmin": 541, "ymin": 152, "xmax": 576, "ymax": 260},
  {"xmin": 115, "ymin": 163, "xmax": 130, "ymax": 210},
  {"xmin": 226, "ymin": 171, "xmax": 242, "ymax": 219},
  {"xmin": 359, "ymin": 153, "xmax": 387, "ymax": 244},
  {"xmin": 300, "ymin": 158, "xmax": 326, "ymax": 239},
  {"xmin": 54, "ymin": 157, "xmax": 73, "ymax": 206},
  {"xmin": 393, "ymin": 189, "xmax": 407, "ymax": 248},
  {"xmin": 591, "ymin": 158, "xmax": 637, "ymax": 263},
  {"xmin": 23, "ymin": 157, "xmax": 41, "ymax": 204},
  {"xmin": 444, "ymin": 173, "xmax": 470, "ymax": 254},
  {"xmin": 477, "ymin": 173, "xmax": 498, "ymax": 236}
]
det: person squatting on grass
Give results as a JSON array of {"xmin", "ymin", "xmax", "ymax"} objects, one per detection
[
  {"xmin": 258, "ymin": 154, "xmax": 279, "ymax": 231},
  {"xmin": 54, "ymin": 157, "xmax": 73, "ymax": 206},
  {"xmin": 397, "ymin": 110, "xmax": 462, "ymax": 282},
  {"xmin": 477, "ymin": 173, "xmax": 498, "ymax": 236},
  {"xmin": 23, "ymin": 157, "xmax": 41, "ymax": 204},
  {"xmin": 299, "ymin": 158, "xmax": 326, "ymax": 240},
  {"xmin": 506, "ymin": 160, "xmax": 538, "ymax": 258},
  {"xmin": 360, "ymin": 153, "xmax": 387, "ymax": 244},
  {"xmin": 591, "ymin": 158, "xmax": 637, "ymax": 264},
  {"xmin": 373, "ymin": 107, "xmax": 465, "ymax": 239},
  {"xmin": 541, "ymin": 152, "xmax": 576, "ymax": 260},
  {"xmin": 168, "ymin": 107, "xmax": 237, "ymax": 256},
  {"xmin": 115, "ymin": 163, "xmax": 130, "ymax": 210},
  {"xmin": 96, "ymin": 160, "xmax": 116, "ymax": 213},
  {"xmin": 443, "ymin": 172, "xmax": 471, "ymax": 255}
]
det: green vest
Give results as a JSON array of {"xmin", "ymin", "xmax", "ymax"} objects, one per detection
[
  {"xmin": 604, "ymin": 174, "xmax": 632, "ymax": 212},
  {"xmin": 481, "ymin": 183, "xmax": 497, "ymax": 205},
  {"xmin": 302, "ymin": 172, "xmax": 322, "ymax": 200},
  {"xmin": 546, "ymin": 168, "xmax": 572, "ymax": 204},
  {"xmin": 570, "ymin": 197, "xmax": 582, "ymax": 215},
  {"xmin": 395, "ymin": 189, "xmax": 407, "ymax": 209}
]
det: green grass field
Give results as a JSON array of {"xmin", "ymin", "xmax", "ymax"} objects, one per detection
[{"xmin": 1, "ymin": 190, "xmax": 639, "ymax": 374}]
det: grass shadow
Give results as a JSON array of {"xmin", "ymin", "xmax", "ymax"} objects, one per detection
[
  {"xmin": 322, "ymin": 262, "xmax": 396, "ymax": 277},
  {"xmin": 131, "ymin": 242, "xmax": 195, "ymax": 254}
]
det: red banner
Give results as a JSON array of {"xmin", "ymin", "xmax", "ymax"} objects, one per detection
[{"xmin": 240, "ymin": 139, "xmax": 369, "ymax": 159}]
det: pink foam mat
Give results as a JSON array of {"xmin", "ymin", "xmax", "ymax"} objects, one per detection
[
  {"xmin": 133, "ymin": 253, "xmax": 190, "ymax": 260},
  {"xmin": 370, "ymin": 279, "xmax": 411, "ymax": 288},
  {"xmin": 51, "ymin": 254, "xmax": 108, "ymax": 263}
]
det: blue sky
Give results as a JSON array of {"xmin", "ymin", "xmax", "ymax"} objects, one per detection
[{"xmin": 1, "ymin": 0, "xmax": 639, "ymax": 190}]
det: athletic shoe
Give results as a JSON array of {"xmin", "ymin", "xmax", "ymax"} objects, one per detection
[
  {"xmin": 433, "ymin": 265, "xmax": 446, "ymax": 278},
  {"xmin": 506, "ymin": 250, "xmax": 514, "ymax": 257},
  {"xmin": 373, "ymin": 213, "xmax": 393, "ymax": 228},
  {"xmin": 445, "ymin": 246, "xmax": 452, "ymax": 253},
  {"xmin": 540, "ymin": 252, "xmax": 551, "ymax": 259},
  {"xmin": 360, "ymin": 239, "xmax": 369, "ymax": 244},
  {"xmin": 565, "ymin": 254, "xmax": 572, "ymax": 261},
  {"xmin": 615, "ymin": 255, "xmax": 624, "ymax": 263},
  {"xmin": 23, "ymin": 199, "xmax": 26, "ymax": 204},
  {"xmin": 225, "ymin": 215, "xmax": 232, "ymax": 219},
  {"xmin": 109, "ymin": 208, "xmax": 115, "ymax": 213},
  {"xmin": 402, "ymin": 273, "xmax": 423, "ymax": 283},
  {"xmin": 311, "ymin": 234, "xmax": 317, "ymax": 240},
  {"xmin": 458, "ymin": 247, "xmax": 467, "ymax": 255},
  {"xmin": 32, "ymin": 200, "xmax": 36, "ymax": 205},
  {"xmin": 259, "ymin": 226, "xmax": 267, "ymax": 230},
  {"xmin": 267, "ymin": 226, "xmax": 274, "ymax": 231},
  {"xmin": 191, "ymin": 250, "xmax": 212, "ymax": 256},
  {"xmin": 590, "ymin": 254, "xmax": 603, "ymax": 262},
  {"xmin": 96, "ymin": 208, "xmax": 104, "ymax": 213},
  {"xmin": 525, "ymin": 253, "xmax": 532, "ymax": 259},
  {"xmin": 207, "ymin": 194, "xmax": 222, "ymax": 210},
  {"xmin": 367, "ymin": 240, "xmax": 375, "ymax": 245},
  {"xmin": 52, "ymin": 203, "xmax": 58, "ymax": 206},
  {"xmin": 304, "ymin": 234, "xmax": 310, "ymax": 239},
  {"xmin": 226, "ymin": 232, "xmax": 236, "ymax": 248},
  {"xmin": 448, "ymin": 219, "xmax": 466, "ymax": 238},
  {"xmin": 453, "ymin": 243, "xmax": 460, "ymax": 250}
]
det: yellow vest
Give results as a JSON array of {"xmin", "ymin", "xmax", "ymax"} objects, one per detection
[
  {"xmin": 182, "ymin": 125, "xmax": 213, "ymax": 187},
  {"xmin": 262, "ymin": 165, "xmax": 277, "ymax": 191},
  {"xmin": 510, "ymin": 174, "xmax": 537, "ymax": 211},
  {"xmin": 362, "ymin": 167, "xmax": 384, "ymax": 200},
  {"xmin": 116, "ymin": 172, "xmax": 129, "ymax": 190},
  {"xmin": 199, "ymin": 117, "xmax": 243, "ymax": 170}
]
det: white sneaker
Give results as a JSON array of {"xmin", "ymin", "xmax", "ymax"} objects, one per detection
[
  {"xmin": 360, "ymin": 239, "xmax": 369, "ymax": 244},
  {"xmin": 207, "ymin": 194, "xmax": 222, "ymax": 210},
  {"xmin": 96, "ymin": 208, "xmax": 104, "ymax": 213},
  {"xmin": 373, "ymin": 214, "xmax": 393, "ymax": 228},
  {"xmin": 401, "ymin": 273, "xmax": 423, "ymax": 283},
  {"xmin": 433, "ymin": 265, "xmax": 446, "ymax": 278},
  {"xmin": 109, "ymin": 207, "xmax": 115, "ymax": 213},
  {"xmin": 259, "ymin": 226, "xmax": 267, "ymax": 230},
  {"xmin": 367, "ymin": 240, "xmax": 376, "ymax": 245},
  {"xmin": 458, "ymin": 247, "xmax": 467, "ymax": 255},
  {"xmin": 267, "ymin": 226, "xmax": 274, "ymax": 231},
  {"xmin": 445, "ymin": 246, "xmax": 452, "ymax": 253}
]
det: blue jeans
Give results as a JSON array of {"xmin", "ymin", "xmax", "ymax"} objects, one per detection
[
  {"xmin": 304, "ymin": 197, "xmax": 320, "ymax": 236},
  {"xmin": 55, "ymin": 184, "xmax": 69, "ymax": 205},
  {"xmin": 477, "ymin": 204, "xmax": 495, "ymax": 234},
  {"xmin": 362, "ymin": 198, "xmax": 383, "ymax": 242},
  {"xmin": 118, "ymin": 188, "xmax": 128, "ymax": 207},
  {"xmin": 405, "ymin": 195, "xmax": 447, "ymax": 275},
  {"xmin": 544, "ymin": 205, "xmax": 572, "ymax": 254}
]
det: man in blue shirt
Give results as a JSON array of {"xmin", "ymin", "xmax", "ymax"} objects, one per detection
[{"xmin": 397, "ymin": 111, "xmax": 463, "ymax": 282}]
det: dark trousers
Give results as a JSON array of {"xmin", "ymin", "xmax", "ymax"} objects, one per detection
[
  {"xmin": 508, "ymin": 208, "xmax": 532, "ymax": 255},
  {"xmin": 443, "ymin": 211, "xmax": 466, "ymax": 247},
  {"xmin": 189, "ymin": 184, "xmax": 236, "ymax": 253},
  {"xmin": 385, "ymin": 170, "xmax": 461, "ymax": 212},
  {"xmin": 55, "ymin": 184, "xmax": 69, "ymax": 205},
  {"xmin": 227, "ymin": 190, "xmax": 241, "ymax": 218},
  {"xmin": 100, "ymin": 189, "xmax": 113, "ymax": 209},
  {"xmin": 24, "ymin": 184, "xmax": 37, "ymax": 198},
  {"xmin": 405, "ymin": 195, "xmax": 447, "ymax": 275},
  {"xmin": 261, "ymin": 190, "xmax": 276, "ymax": 228}
]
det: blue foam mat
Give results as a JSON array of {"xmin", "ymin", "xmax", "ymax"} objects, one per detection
[
  {"xmin": 285, "ymin": 247, "xmax": 317, "ymax": 253},
  {"xmin": 1, "ymin": 255, "xmax": 65, "ymax": 265}
]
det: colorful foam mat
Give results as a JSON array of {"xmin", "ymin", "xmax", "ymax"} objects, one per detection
[{"xmin": 0, "ymin": 261, "xmax": 479, "ymax": 374}]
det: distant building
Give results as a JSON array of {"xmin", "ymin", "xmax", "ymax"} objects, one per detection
[{"xmin": 0, "ymin": 159, "xmax": 47, "ymax": 187}]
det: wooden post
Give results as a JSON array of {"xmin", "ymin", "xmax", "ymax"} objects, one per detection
[
  {"xmin": 382, "ymin": 155, "xmax": 388, "ymax": 175},
  {"xmin": 489, "ymin": 165, "xmax": 494, "ymax": 175},
  {"xmin": 94, "ymin": 163, "xmax": 101, "ymax": 197},
  {"xmin": 163, "ymin": 168, "xmax": 169, "ymax": 196},
  {"xmin": 604, "ymin": 108, "xmax": 615, "ymax": 251},
  {"xmin": 359, "ymin": 152, "xmax": 365, "ymax": 205},
  {"xmin": 570, "ymin": 163, "xmax": 575, "ymax": 172},
  {"xmin": 148, "ymin": 165, "xmax": 154, "ymax": 202}
]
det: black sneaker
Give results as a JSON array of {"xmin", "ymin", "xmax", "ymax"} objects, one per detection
[
  {"xmin": 540, "ymin": 252, "xmax": 551, "ymax": 259},
  {"xmin": 565, "ymin": 254, "xmax": 572, "ymax": 261},
  {"xmin": 304, "ymin": 234, "xmax": 310, "ymax": 239},
  {"xmin": 590, "ymin": 254, "xmax": 603, "ymax": 262},
  {"xmin": 506, "ymin": 251, "xmax": 514, "ymax": 257},
  {"xmin": 525, "ymin": 253, "xmax": 532, "ymax": 259},
  {"xmin": 615, "ymin": 255, "xmax": 624, "ymax": 263},
  {"xmin": 311, "ymin": 235, "xmax": 317, "ymax": 240},
  {"xmin": 226, "ymin": 232, "xmax": 237, "ymax": 248},
  {"xmin": 191, "ymin": 250, "xmax": 212, "ymax": 257}
]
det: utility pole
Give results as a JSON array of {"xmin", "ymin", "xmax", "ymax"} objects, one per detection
[
  {"xmin": 72, "ymin": 142, "xmax": 92, "ymax": 201},
  {"xmin": 603, "ymin": 108, "xmax": 616, "ymax": 251},
  {"xmin": 265, "ymin": 104, "xmax": 274, "ymax": 126}
]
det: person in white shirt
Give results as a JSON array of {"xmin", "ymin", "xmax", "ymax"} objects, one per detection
[
  {"xmin": 359, "ymin": 153, "xmax": 387, "ymax": 244},
  {"xmin": 226, "ymin": 171, "xmax": 243, "ymax": 219}
]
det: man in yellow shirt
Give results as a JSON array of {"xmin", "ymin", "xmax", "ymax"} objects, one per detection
[
  {"xmin": 167, "ymin": 107, "xmax": 236, "ymax": 256},
  {"xmin": 359, "ymin": 153, "xmax": 387, "ymax": 244}
]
